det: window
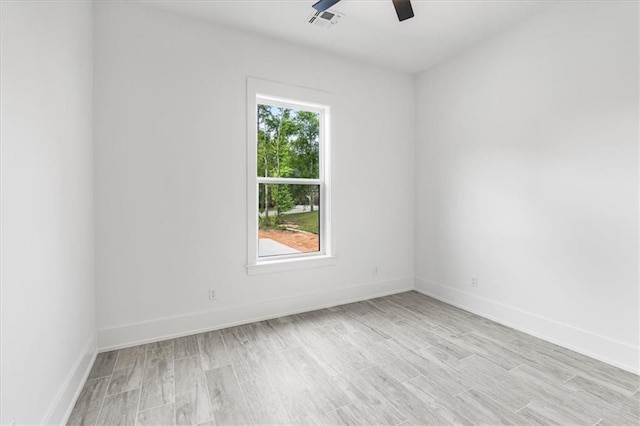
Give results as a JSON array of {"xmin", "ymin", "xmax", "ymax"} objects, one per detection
[{"xmin": 247, "ymin": 79, "xmax": 335, "ymax": 274}]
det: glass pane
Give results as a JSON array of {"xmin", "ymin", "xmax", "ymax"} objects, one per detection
[
  {"xmin": 257, "ymin": 104, "xmax": 320, "ymax": 179},
  {"xmin": 258, "ymin": 183, "xmax": 320, "ymax": 257}
]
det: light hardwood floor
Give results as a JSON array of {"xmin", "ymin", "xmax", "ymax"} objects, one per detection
[{"xmin": 68, "ymin": 291, "xmax": 640, "ymax": 425}]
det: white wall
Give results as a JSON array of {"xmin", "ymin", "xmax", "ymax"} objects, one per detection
[
  {"xmin": 0, "ymin": 1, "xmax": 95, "ymax": 424},
  {"xmin": 94, "ymin": 2, "xmax": 415, "ymax": 348},
  {"xmin": 414, "ymin": 1, "xmax": 639, "ymax": 372}
]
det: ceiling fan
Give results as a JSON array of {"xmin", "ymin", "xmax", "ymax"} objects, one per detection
[{"xmin": 312, "ymin": 0, "xmax": 415, "ymax": 22}]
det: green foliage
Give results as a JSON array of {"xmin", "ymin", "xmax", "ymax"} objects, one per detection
[
  {"xmin": 259, "ymin": 215, "xmax": 278, "ymax": 229},
  {"xmin": 272, "ymin": 184, "xmax": 295, "ymax": 215},
  {"xmin": 289, "ymin": 111, "xmax": 320, "ymax": 179}
]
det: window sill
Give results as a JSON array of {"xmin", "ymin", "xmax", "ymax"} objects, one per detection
[{"xmin": 246, "ymin": 255, "xmax": 337, "ymax": 275}]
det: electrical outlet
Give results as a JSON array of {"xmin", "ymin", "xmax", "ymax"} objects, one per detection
[
  {"xmin": 471, "ymin": 277, "xmax": 478, "ymax": 287},
  {"xmin": 209, "ymin": 289, "xmax": 217, "ymax": 300}
]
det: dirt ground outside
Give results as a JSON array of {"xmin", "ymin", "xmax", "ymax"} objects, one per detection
[{"xmin": 259, "ymin": 228, "xmax": 319, "ymax": 252}]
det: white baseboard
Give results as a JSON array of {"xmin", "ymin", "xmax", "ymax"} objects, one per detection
[
  {"xmin": 96, "ymin": 275, "xmax": 638, "ymax": 374},
  {"xmin": 42, "ymin": 333, "xmax": 97, "ymax": 425},
  {"xmin": 414, "ymin": 277, "xmax": 640, "ymax": 375},
  {"xmin": 98, "ymin": 277, "xmax": 413, "ymax": 351}
]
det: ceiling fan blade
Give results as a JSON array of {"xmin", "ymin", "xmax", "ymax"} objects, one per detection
[
  {"xmin": 312, "ymin": 0, "xmax": 342, "ymax": 13},
  {"xmin": 392, "ymin": 0, "xmax": 414, "ymax": 21}
]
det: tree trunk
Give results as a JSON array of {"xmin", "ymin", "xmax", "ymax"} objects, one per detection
[{"xmin": 274, "ymin": 115, "xmax": 284, "ymax": 218}]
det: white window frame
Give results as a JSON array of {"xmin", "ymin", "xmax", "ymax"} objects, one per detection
[{"xmin": 246, "ymin": 78, "xmax": 336, "ymax": 274}]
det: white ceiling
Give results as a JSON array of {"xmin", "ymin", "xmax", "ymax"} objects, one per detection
[{"xmin": 144, "ymin": 0, "xmax": 553, "ymax": 74}]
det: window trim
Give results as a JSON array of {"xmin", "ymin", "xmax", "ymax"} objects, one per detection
[{"xmin": 246, "ymin": 78, "xmax": 336, "ymax": 274}]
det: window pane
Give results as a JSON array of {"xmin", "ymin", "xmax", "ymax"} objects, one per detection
[
  {"xmin": 258, "ymin": 183, "xmax": 320, "ymax": 257},
  {"xmin": 257, "ymin": 104, "xmax": 320, "ymax": 179}
]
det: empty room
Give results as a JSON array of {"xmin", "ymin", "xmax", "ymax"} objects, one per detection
[{"xmin": 1, "ymin": 0, "xmax": 638, "ymax": 424}]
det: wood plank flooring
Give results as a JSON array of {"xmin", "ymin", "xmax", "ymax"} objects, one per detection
[{"xmin": 68, "ymin": 291, "xmax": 640, "ymax": 425}]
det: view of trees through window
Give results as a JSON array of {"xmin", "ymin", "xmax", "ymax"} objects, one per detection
[{"xmin": 257, "ymin": 104, "xmax": 321, "ymax": 257}]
